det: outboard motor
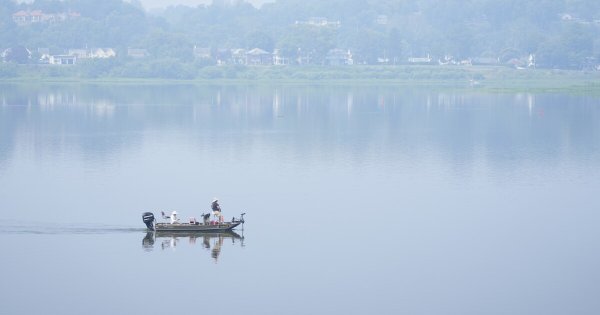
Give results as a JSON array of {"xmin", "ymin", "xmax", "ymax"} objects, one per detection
[{"xmin": 142, "ymin": 212, "xmax": 155, "ymax": 230}]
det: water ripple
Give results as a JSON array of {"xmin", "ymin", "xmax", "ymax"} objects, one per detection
[{"xmin": 0, "ymin": 222, "xmax": 144, "ymax": 235}]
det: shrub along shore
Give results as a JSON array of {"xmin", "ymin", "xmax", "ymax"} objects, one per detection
[{"xmin": 1, "ymin": 63, "xmax": 600, "ymax": 92}]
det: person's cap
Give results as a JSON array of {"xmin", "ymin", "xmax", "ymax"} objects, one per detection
[
  {"xmin": 213, "ymin": 198, "xmax": 218, "ymax": 202},
  {"xmin": 172, "ymin": 210, "xmax": 178, "ymax": 215}
]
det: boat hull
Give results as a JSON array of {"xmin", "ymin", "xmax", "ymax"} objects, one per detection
[
  {"xmin": 153, "ymin": 221, "xmax": 241, "ymax": 232},
  {"xmin": 153, "ymin": 230, "xmax": 242, "ymax": 239}
]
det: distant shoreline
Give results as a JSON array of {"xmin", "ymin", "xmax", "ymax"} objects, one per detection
[{"xmin": 2, "ymin": 65, "xmax": 600, "ymax": 92}]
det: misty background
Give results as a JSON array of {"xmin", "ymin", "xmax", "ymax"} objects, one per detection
[
  {"xmin": 2, "ymin": 0, "xmax": 600, "ymax": 78},
  {"xmin": 2, "ymin": 2, "xmax": 600, "ymax": 315}
]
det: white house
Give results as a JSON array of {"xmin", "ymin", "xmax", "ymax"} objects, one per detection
[
  {"xmin": 68, "ymin": 49, "xmax": 88, "ymax": 59},
  {"xmin": 272, "ymin": 49, "xmax": 288, "ymax": 65},
  {"xmin": 50, "ymin": 55, "xmax": 76, "ymax": 65},
  {"xmin": 408, "ymin": 54, "xmax": 432, "ymax": 64},
  {"xmin": 90, "ymin": 48, "xmax": 116, "ymax": 58},
  {"xmin": 246, "ymin": 48, "xmax": 272, "ymax": 65}
]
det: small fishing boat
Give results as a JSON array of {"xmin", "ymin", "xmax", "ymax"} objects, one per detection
[{"xmin": 142, "ymin": 212, "xmax": 245, "ymax": 232}]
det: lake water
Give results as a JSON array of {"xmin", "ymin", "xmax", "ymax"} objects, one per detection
[{"xmin": 1, "ymin": 84, "xmax": 599, "ymax": 315}]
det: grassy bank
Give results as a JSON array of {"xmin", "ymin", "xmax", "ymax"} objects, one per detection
[{"xmin": 2, "ymin": 63, "xmax": 600, "ymax": 92}]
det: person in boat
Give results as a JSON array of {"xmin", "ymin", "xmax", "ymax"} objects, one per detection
[
  {"xmin": 170, "ymin": 210, "xmax": 180, "ymax": 224},
  {"xmin": 202, "ymin": 213, "xmax": 211, "ymax": 225},
  {"xmin": 211, "ymin": 198, "xmax": 222, "ymax": 222}
]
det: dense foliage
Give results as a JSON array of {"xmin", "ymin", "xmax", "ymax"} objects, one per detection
[{"xmin": 1, "ymin": 0, "xmax": 600, "ymax": 78}]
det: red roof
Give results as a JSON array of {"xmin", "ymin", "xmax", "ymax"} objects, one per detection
[
  {"xmin": 13, "ymin": 10, "xmax": 29, "ymax": 17},
  {"xmin": 30, "ymin": 10, "xmax": 43, "ymax": 16}
]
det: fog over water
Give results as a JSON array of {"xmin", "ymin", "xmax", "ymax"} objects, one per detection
[{"xmin": 1, "ymin": 85, "xmax": 599, "ymax": 315}]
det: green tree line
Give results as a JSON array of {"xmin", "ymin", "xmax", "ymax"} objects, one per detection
[{"xmin": 1, "ymin": 0, "xmax": 600, "ymax": 72}]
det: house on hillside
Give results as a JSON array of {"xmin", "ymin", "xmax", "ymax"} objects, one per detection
[
  {"xmin": 295, "ymin": 17, "xmax": 341, "ymax": 28},
  {"xmin": 30, "ymin": 10, "xmax": 43, "ymax": 22},
  {"xmin": 90, "ymin": 48, "xmax": 116, "ymax": 58},
  {"xmin": 273, "ymin": 49, "xmax": 289, "ymax": 65},
  {"xmin": 12, "ymin": 11, "xmax": 29, "ymax": 24},
  {"xmin": 67, "ymin": 48, "xmax": 115, "ymax": 59},
  {"xmin": 12, "ymin": 10, "xmax": 80, "ymax": 25},
  {"xmin": 12, "ymin": 10, "xmax": 44, "ymax": 24},
  {"xmin": 246, "ymin": 48, "xmax": 271, "ymax": 65},
  {"xmin": 231, "ymin": 49, "xmax": 246, "ymax": 64},
  {"xmin": 36, "ymin": 48, "xmax": 50, "ymax": 63},
  {"xmin": 50, "ymin": 55, "xmax": 76, "ymax": 65},
  {"xmin": 68, "ymin": 49, "xmax": 88, "ymax": 59},
  {"xmin": 459, "ymin": 59, "xmax": 472, "ymax": 66},
  {"xmin": 408, "ymin": 54, "xmax": 432, "ymax": 64},
  {"xmin": 438, "ymin": 55, "xmax": 456, "ymax": 65},
  {"xmin": 326, "ymin": 49, "xmax": 353, "ymax": 66}
]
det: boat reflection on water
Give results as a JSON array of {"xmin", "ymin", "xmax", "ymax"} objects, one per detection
[{"xmin": 142, "ymin": 231, "xmax": 244, "ymax": 262}]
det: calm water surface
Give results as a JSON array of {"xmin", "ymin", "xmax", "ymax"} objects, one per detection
[{"xmin": 1, "ymin": 84, "xmax": 599, "ymax": 315}]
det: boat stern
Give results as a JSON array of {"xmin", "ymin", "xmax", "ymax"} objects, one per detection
[{"xmin": 142, "ymin": 212, "xmax": 155, "ymax": 230}]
